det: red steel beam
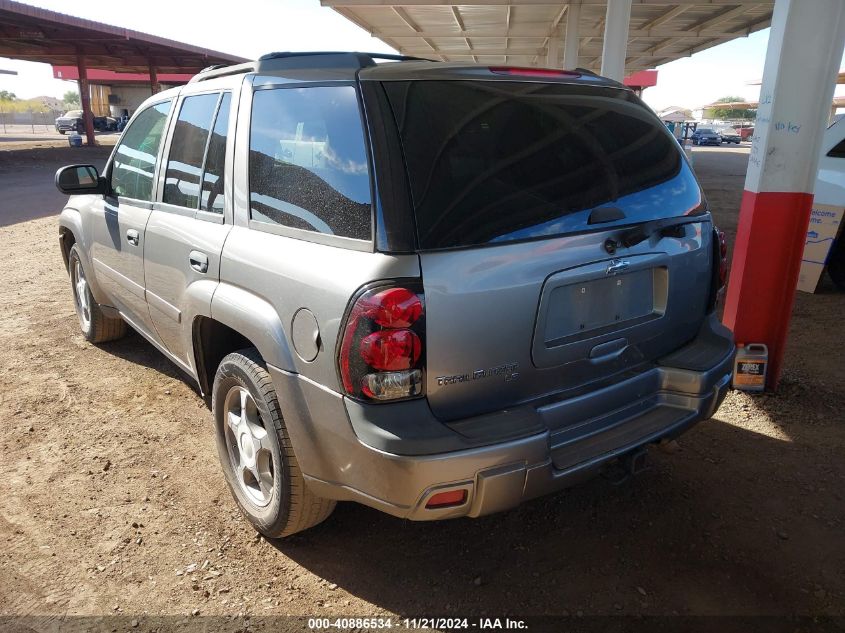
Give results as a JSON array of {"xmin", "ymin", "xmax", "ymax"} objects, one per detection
[{"xmin": 75, "ymin": 51, "xmax": 96, "ymax": 147}]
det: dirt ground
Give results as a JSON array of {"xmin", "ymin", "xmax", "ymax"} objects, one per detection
[{"xmin": 0, "ymin": 145, "xmax": 843, "ymax": 629}]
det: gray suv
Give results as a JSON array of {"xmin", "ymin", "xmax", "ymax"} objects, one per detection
[{"xmin": 55, "ymin": 52, "xmax": 735, "ymax": 538}]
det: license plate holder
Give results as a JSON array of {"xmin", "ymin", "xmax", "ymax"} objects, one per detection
[{"xmin": 544, "ymin": 268, "xmax": 657, "ymax": 346}]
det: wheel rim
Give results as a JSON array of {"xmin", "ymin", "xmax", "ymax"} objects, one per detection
[
  {"xmin": 72, "ymin": 258, "xmax": 91, "ymax": 331},
  {"xmin": 223, "ymin": 385, "xmax": 275, "ymax": 507}
]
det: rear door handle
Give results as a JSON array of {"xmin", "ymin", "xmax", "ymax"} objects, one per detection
[
  {"xmin": 126, "ymin": 229, "xmax": 139, "ymax": 246},
  {"xmin": 189, "ymin": 250, "xmax": 209, "ymax": 274}
]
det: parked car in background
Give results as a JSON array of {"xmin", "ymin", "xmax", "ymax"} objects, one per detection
[
  {"xmin": 54, "ymin": 53, "xmax": 734, "ymax": 538},
  {"xmin": 735, "ymin": 126, "xmax": 754, "ymax": 141},
  {"xmin": 691, "ymin": 128, "xmax": 722, "ymax": 146},
  {"xmin": 54, "ymin": 110, "xmax": 117, "ymax": 134},
  {"xmin": 718, "ymin": 128, "xmax": 741, "ymax": 144}
]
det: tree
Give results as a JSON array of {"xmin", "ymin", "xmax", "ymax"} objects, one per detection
[
  {"xmin": 0, "ymin": 90, "xmax": 17, "ymax": 101},
  {"xmin": 712, "ymin": 95, "xmax": 756, "ymax": 121},
  {"xmin": 63, "ymin": 90, "xmax": 80, "ymax": 105}
]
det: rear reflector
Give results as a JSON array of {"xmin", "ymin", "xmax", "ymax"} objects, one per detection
[
  {"xmin": 426, "ymin": 489, "xmax": 467, "ymax": 509},
  {"xmin": 489, "ymin": 66, "xmax": 581, "ymax": 78}
]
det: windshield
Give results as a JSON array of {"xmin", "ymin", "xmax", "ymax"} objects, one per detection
[
  {"xmin": 64, "ymin": 110, "xmax": 83, "ymax": 118},
  {"xmin": 383, "ymin": 80, "xmax": 703, "ymax": 249},
  {"xmin": 698, "ymin": 128, "xmax": 716, "ymax": 134}
]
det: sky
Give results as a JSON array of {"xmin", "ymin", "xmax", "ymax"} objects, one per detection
[{"xmin": 0, "ymin": 0, "xmax": 843, "ymax": 112}]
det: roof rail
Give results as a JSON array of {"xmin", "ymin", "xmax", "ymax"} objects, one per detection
[
  {"xmin": 189, "ymin": 51, "xmax": 435, "ymax": 83},
  {"xmin": 188, "ymin": 61, "xmax": 257, "ymax": 83},
  {"xmin": 256, "ymin": 51, "xmax": 433, "ymax": 69}
]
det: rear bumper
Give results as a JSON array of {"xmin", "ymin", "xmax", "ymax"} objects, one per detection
[{"xmin": 270, "ymin": 314, "xmax": 734, "ymax": 521}]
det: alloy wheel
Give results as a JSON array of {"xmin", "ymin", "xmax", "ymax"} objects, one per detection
[{"xmin": 223, "ymin": 385, "xmax": 275, "ymax": 507}]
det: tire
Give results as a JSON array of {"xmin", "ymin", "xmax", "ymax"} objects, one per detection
[
  {"xmin": 828, "ymin": 238, "xmax": 845, "ymax": 290},
  {"xmin": 58, "ymin": 130, "xmax": 66, "ymax": 135},
  {"xmin": 212, "ymin": 348, "xmax": 336, "ymax": 538},
  {"xmin": 68, "ymin": 245, "xmax": 127, "ymax": 343}
]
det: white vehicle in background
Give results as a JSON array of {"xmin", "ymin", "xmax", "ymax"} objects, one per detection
[{"xmin": 813, "ymin": 117, "xmax": 845, "ymax": 289}]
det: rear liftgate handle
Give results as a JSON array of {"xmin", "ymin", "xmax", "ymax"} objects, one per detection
[{"xmin": 189, "ymin": 250, "xmax": 209, "ymax": 274}]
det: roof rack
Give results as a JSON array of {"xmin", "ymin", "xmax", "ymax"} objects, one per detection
[
  {"xmin": 257, "ymin": 51, "xmax": 433, "ymax": 68},
  {"xmin": 188, "ymin": 60, "xmax": 257, "ymax": 83},
  {"xmin": 190, "ymin": 51, "xmax": 434, "ymax": 83}
]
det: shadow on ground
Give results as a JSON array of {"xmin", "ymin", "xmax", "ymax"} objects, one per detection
[{"xmin": 270, "ymin": 410, "xmax": 842, "ymax": 617}]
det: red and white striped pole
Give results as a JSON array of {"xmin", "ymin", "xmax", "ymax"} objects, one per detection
[{"xmin": 722, "ymin": 0, "xmax": 845, "ymax": 389}]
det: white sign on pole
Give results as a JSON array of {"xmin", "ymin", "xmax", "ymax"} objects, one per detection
[{"xmin": 797, "ymin": 203, "xmax": 845, "ymax": 293}]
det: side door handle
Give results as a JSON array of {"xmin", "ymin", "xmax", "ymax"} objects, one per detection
[
  {"xmin": 126, "ymin": 229, "xmax": 140, "ymax": 246},
  {"xmin": 189, "ymin": 250, "xmax": 209, "ymax": 274}
]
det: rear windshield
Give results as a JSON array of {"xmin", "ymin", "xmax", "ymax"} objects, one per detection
[{"xmin": 382, "ymin": 81, "xmax": 703, "ymax": 249}]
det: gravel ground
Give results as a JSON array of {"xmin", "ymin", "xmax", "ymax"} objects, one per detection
[{"xmin": 0, "ymin": 145, "xmax": 843, "ymax": 630}]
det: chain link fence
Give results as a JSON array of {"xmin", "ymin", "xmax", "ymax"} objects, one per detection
[{"xmin": 0, "ymin": 109, "xmax": 64, "ymax": 134}]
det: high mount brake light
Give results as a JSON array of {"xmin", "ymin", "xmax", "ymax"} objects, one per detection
[
  {"xmin": 489, "ymin": 66, "xmax": 582, "ymax": 78},
  {"xmin": 339, "ymin": 284, "xmax": 425, "ymax": 402}
]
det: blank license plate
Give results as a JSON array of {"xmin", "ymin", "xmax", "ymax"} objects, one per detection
[{"xmin": 544, "ymin": 268, "xmax": 655, "ymax": 345}]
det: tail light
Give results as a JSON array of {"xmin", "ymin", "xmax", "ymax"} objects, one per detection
[
  {"xmin": 338, "ymin": 283, "xmax": 425, "ymax": 402},
  {"xmin": 717, "ymin": 229, "xmax": 728, "ymax": 290},
  {"xmin": 708, "ymin": 227, "xmax": 729, "ymax": 310}
]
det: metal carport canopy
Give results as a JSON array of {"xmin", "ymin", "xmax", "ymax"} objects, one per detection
[
  {"xmin": 0, "ymin": 0, "xmax": 244, "ymax": 73},
  {"xmin": 323, "ymin": 0, "xmax": 774, "ymax": 74},
  {"xmin": 0, "ymin": 0, "xmax": 245, "ymax": 145}
]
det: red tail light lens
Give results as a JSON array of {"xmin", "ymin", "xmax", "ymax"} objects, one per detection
[
  {"xmin": 339, "ymin": 283, "xmax": 425, "ymax": 402},
  {"xmin": 708, "ymin": 227, "xmax": 729, "ymax": 311},
  {"xmin": 361, "ymin": 287, "xmax": 422, "ymax": 328},
  {"xmin": 717, "ymin": 229, "xmax": 728, "ymax": 289},
  {"xmin": 360, "ymin": 329, "xmax": 421, "ymax": 371}
]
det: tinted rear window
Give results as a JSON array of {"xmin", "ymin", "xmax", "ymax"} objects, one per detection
[{"xmin": 383, "ymin": 81, "xmax": 702, "ymax": 249}]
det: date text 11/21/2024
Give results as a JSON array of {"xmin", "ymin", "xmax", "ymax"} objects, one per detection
[{"xmin": 307, "ymin": 617, "xmax": 528, "ymax": 630}]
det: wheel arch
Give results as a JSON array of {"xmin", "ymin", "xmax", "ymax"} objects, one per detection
[
  {"xmin": 193, "ymin": 284, "xmax": 296, "ymax": 396},
  {"xmin": 58, "ymin": 208, "xmax": 83, "ymax": 271}
]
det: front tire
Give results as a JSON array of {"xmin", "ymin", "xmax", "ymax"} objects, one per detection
[
  {"xmin": 212, "ymin": 348, "xmax": 336, "ymax": 538},
  {"xmin": 68, "ymin": 245, "xmax": 126, "ymax": 343}
]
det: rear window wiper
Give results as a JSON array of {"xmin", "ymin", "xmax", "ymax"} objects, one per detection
[{"xmin": 620, "ymin": 216, "xmax": 703, "ymax": 248}]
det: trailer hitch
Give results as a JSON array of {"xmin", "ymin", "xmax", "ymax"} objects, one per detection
[{"xmin": 603, "ymin": 448, "xmax": 651, "ymax": 486}]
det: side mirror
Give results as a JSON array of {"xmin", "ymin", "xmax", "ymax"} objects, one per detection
[{"xmin": 55, "ymin": 164, "xmax": 106, "ymax": 195}]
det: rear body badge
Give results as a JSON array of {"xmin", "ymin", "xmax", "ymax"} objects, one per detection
[
  {"xmin": 436, "ymin": 362, "xmax": 520, "ymax": 387},
  {"xmin": 606, "ymin": 259, "xmax": 631, "ymax": 275}
]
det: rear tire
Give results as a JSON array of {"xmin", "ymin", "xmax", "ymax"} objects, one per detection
[
  {"xmin": 828, "ymin": 238, "xmax": 845, "ymax": 290},
  {"xmin": 68, "ymin": 245, "xmax": 127, "ymax": 343},
  {"xmin": 212, "ymin": 348, "xmax": 336, "ymax": 538}
]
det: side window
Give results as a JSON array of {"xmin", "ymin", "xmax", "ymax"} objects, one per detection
[
  {"xmin": 828, "ymin": 137, "xmax": 845, "ymax": 158},
  {"xmin": 200, "ymin": 93, "xmax": 231, "ymax": 213},
  {"xmin": 162, "ymin": 93, "xmax": 219, "ymax": 209},
  {"xmin": 248, "ymin": 86, "xmax": 372, "ymax": 241},
  {"xmin": 111, "ymin": 101, "xmax": 171, "ymax": 201}
]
